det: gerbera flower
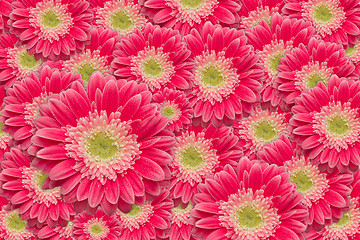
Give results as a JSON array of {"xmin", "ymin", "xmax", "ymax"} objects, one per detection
[
  {"xmin": 170, "ymin": 124, "xmax": 242, "ymax": 204},
  {"xmin": 245, "ymin": 13, "xmax": 315, "ymax": 109},
  {"xmin": 111, "ymin": 23, "xmax": 193, "ymax": 93},
  {"xmin": 185, "ymin": 22, "xmax": 263, "ymax": 127},
  {"xmin": 31, "ymin": 72, "xmax": 174, "ymax": 215},
  {"xmin": 259, "ymin": 135, "xmax": 353, "ymax": 230},
  {"xmin": 61, "ymin": 27, "xmax": 120, "ymax": 84},
  {"xmin": 89, "ymin": 0, "xmax": 147, "ymax": 36},
  {"xmin": 191, "ymin": 157, "xmax": 308, "ymax": 240},
  {"xmin": 169, "ymin": 202, "xmax": 194, "ymax": 240},
  {"xmin": 73, "ymin": 209, "xmax": 120, "ymax": 240},
  {"xmin": 0, "ymin": 33, "xmax": 43, "ymax": 88},
  {"xmin": 141, "ymin": 0, "xmax": 241, "ymax": 35},
  {"xmin": 8, "ymin": 0, "xmax": 93, "ymax": 61},
  {"xmin": 283, "ymin": 0, "xmax": 360, "ymax": 46},
  {"xmin": 29, "ymin": 221, "xmax": 74, "ymax": 240},
  {"xmin": 305, "ymin": 169, "xmax": 360, "ymax": 239},
  {"xmin": 0, "ymin": 208, "xmax": 35, "ymax": 240},
  {"xmin": 238, "ymin": 0, "xmax": 284, "ymax": 29},
  {"xmin": 275, "ymin": 37, "xmax": 357, "ymax": 108},
  {"xmin": 290, "ymin": 75, "xmax": 360, "ymax": 172},
  {"xmin": 115, "ymin": 189, "xmax": 172, "ymax": 239},
  {"xmin": 345, "ymin": 40, "xmax": 360, "ymax": 76},
  {"xmin": 0, "ymin": 148, "xmax": 76, "ymax": 228},
  {"xmin": 234, "ymin": 106, "xmax": 291, "ymax": 159},
  {"xmin": 152, "ymin": 88, "xmax": 193, "ymax": 133},
  {"xmin": 0, "ymin": 66, "xmax": 83, "ymax": 150}
]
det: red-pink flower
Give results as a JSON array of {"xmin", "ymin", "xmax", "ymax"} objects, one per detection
[
  {"xmin": 0, "ymin": 33, "xmax": 43, "ymax": 88},
  {"xmin": 0, "ymin": 0, "xmax": 12, "ymax": 35},
  {"xmin": 191, "ymin": 157, "xmax": 308, "ymax": 240},
  {"xmin": 60, "ymin": 27, "xmax": 120, "ymax": 84},
  {"xmin": 169, "ymin": 202, "xmax": 194, "ymax": 240},
  {"xmin": 346, "ymin": 40, "xmax": 360, "ymax": 76},
  {"xmin": 115, "ymin": 189, "xmax": 172, "ymax": 239},
  {"xmin": 283, "ymin": 0, "xmax": 360, "ymax": 46},
  {"xmin": 152, "ymin": 88, "xmax": 193, "ymax": 133},
  {"xmin": 141, "ymin": 0, "xmax": 241, "ymax": 35},
  {"xmin": 111, "ymin": 23, "xmax": 193, "ymax": 93},
  {"xmin": 290, "ymin": 75, "xmax": 360, "ymax": 172},
  {"xmin": 31, "ymin": 72, "xmax": 174, "ymax": 215},
  {"xmin": 73, "ymin": 209, "xmax": 121, "ymax": 240},
  {"xmin": 238, "ymin": 0, "xmax": 284, "ymax": 29},
  {"xmin": 169, "ymin": 124, "xmax": 242, "ymax": 204},
  {"xmin": 89, "ymin": 0, "xmax": 147, "ymax": 36},
  {"xmin": 0, "ymin": 209, "xmax": 35, "ymax": 240},
  {"xmin": 185, "ymin": 22, "xmax": 263, "ymax": 127},
  {"xmin": 8, "ymin": 0, "xmax": 93, "ymax": 61},
  {"xmin": 0, "ymin": 148, "xmax": 76, "ymax": 228},
  {"xmin": 1, "ymin": 66, "xmax": 83, "ymax": 150},
  {"xmin": 29, "ymin": 221, "xmax": 74, "ymax": 240},
  {"xmin": 275, "ymin": 37, "xmax": 357, "ymax": 108},
  {"xmin": 234, "ymin": 106, "xmax": 291, "ymax": 159},
  {"xmin": 245, "ymin": 13, "xmax": 315, "ymax": 109},
  {"xmin": 259, "ymin": 135, "xmax": 353, "ymax": 230}
]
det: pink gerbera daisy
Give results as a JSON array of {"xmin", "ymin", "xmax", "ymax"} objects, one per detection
[
  {"xmin": 72, "ymin": 209, "xmax": 121, "ymax": 240},
  {"xmin": 89, "ymin": 0, "xmax": 147, "ymax": 36},
  {"xmin": 0, "ymin": 33, "xmax": 43, "ymax": 88},
  {"xmin": 61, "ymin": 27, "xmax": 120, "ymax": 84},
  {"xmin": 111, "ymin": 23, "xmax": 193, "ymax": 93},
  {"xmin": 259, "ymin": 135, "xmax": 353, "ymax": 230},
  {"xmin": 185, "ymin": 22, "xmax": 263, "ymax": 127},
  {"xmin": 115, "ymin": 189, "xmax": 172, "ymax": 239},
  {"xmin": 141, "ymin": 0, "xmax": 241, "ymax": 35},
  {"xmin": 31, "ymin": 72, "xmax": 174, "ymax": 215},
  {"xmin": 29, "ymin": 221, "xmax": 74, "ymax": 240},
  {"xmin": 0, "ymin": 148, "xmax": 76, "ymax": 228},
  {"xmin": 152, "ymin": 88, "xmax": 193, "ymax": 133},
  {"xmin": 0, "ymin": 208, "xmax": 35, "ymax": 240},
  {"xmin": 306, "ymin": 169, "xmax": 360, "ymax": 239},
  {"xmin": 275, "ymin": 37, "xmax": 357, "ymax": 108},
  {"xmin": 283, "ymin": 0, "xmax": 360, "ymax": 46},
  {"xmin": 0, "ymin": 66, "xmax": 83, "ymax": 150},
  {"xmin": 191, "ymin": 157, "xmax": 308, "ymax": 240},
  {"xmin": 238, "ymin": 0, "xmax": 284, "ymax": 29},
  {"xmin": 8, "ymin": 0, "xmax": 93, "ymax": 61},
  {"xmin": 169, "ymin": 202, "xmax": 194, "ymax": 240},
  {"xmin": 170, "ymin": 124, "xmax": 242, "ymax": 204},
  {"xmin": 234, "ymin": 106, "xmax": 291, "ymax": 159},
  {"xmin": 290, "ymin": 75, "xmax": 360, "ymax": 172},
  {"xmin": 245, "ymin": 13, "xmax": 315, "ymax": 109}
]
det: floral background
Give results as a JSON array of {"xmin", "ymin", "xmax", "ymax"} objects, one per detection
[{"xmin": 0, "ymin": 0, "xmax": 360, "ymax": 239}]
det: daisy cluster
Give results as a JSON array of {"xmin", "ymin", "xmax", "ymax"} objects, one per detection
[{"xmin": 1, "ymin": 0, "xmax": 360, "ymax": 239}]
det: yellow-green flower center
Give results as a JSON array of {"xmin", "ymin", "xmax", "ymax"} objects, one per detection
[
  {"xmin": 125, "ymin": 204, "xmax": 142, "ymax": 216},
  {"xmin": 181, "ymin": 147, "xmax": 203, "ymax": 168},
  {"xmin": 181, "ymin": 0, "xmax": 203, "ymax": 8},
  {"xmin": 254, "ymin": 120, "xmax": 277, "ymax": 142},
  {"xmin": 77, "ymin": 63, "xmax": 98, "ymax": 83},
  {"xmin": 143, "ymin": 59, "xmax": 162, "ymax": 77},
  {"xmin": 86, "ymin": 132, "xmax": 119, "ymax": 161},
  {"xmin": 36, "ymin": 172, "xmax": 49, "ymax": 188},
  {"xmin": 90, "ymin": 224, "xmax": 103, "ymax": 235},
  {"xmin": 327, "ymin": 115, "xmax": 349, "ymax": 136},
  {"xmin": 161, "ymin": 106, "xmax": 175, "ymax": 118},
  {"xmin": 20, "ymin": 51, "xmax": 39, "ymax": 69},
  {"xmin": 236, "ymin": 206, "xmax": 262, "ymax": 229},
  {"xmin": 202, "ymin": 66, "xmax": 224, "ymax": 87},
  {"xmin": 307, "ymin": 73, "xmax": 326, "ymax": 89},
  {"xmin": 111, "ymin": 11, "xmax": 133, "ymax": 31},
  {"xmin": 334, "ymin": 212, "xmax": 350, "ymax": 226},
  {"xmin": 290, "ymin": 171, "xmax": 313, "ymax": 193},
  {"xmin": 270, "ymin": 53, "xmax": 283, "ymax": 74},
  {"xmin": 42, "ymin": 11, "xmax": 60, "ymax": 28},
  {"xmin": 7, "ymin": 212, "xmax": 26, "ymax": 232},
  {"xmin": 315, "ymin": 5, "xmax": 333, "ymax": 22}
]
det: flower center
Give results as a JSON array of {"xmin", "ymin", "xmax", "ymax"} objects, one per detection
[
  {"xmin": 36, "ymin": 172, "xmax": 49, "ymax": 188},
  {"xmin": 307, "ymin": 73, "xmax": 325, "ymax": 88},
  {"xmin": 253, "ymin": 120, "xmax": 277, "ymax": 142},
  {"xmin": 77, "ymin": 64, "xmax": 97, "ymax": 83},
  {"xmin": 236, "ymin": 206, "xmax": 262, "ymax": 229},
  {"xmin": 314, "ymin": 5, "xmax": 333, "ymax": 22},
  {"xmin": 85, "ymin": 218, "xmax": 109, "ymax": 239},
  {"xmin": 290, "ymin": 171, "xmax": 313, "ymax": 193},
  {"xmin": 90, "ymin": 224, "xmax": 103, "ymax": 235},
  {"xmin": 161, "ymin": 106, "xmax": 174, "ymax": 118},
  {"xmin": 116, "ymin": 203, "xmax": 154, "ymax": 231},
  {"xmin": 42, "ymin": 10, "xmax": 60, "ymax": 28},
  {"xmin": 6, "ymin": 212, "xmax": 26, "ymax": 232},
  {"xmin": 172, "ymin": 203, "xmax": 192, "ymax": 226},
  {"xmin": 270, "ymin": 53, "xmax": 283, "ymax": 74},
  {"xmin": 202, "ymin": 66, "xmax": 224, "ymax": 87},
  {"xmin": 181, "ymin": 147, "xmax": 203, "ymax": 168},
  {"xmin": 125, "ymin": 204, "xmax": 141, "ymax": 217},
  {"xmin": 20, "ymin": 51, "xmax": 39, "ymax": 69},
  {"xmin": 143, "ymin": 59, "xmax": 162, "ymax": 77},
  {"xmin": 86, "ymin": 132, "xmax": 120, "ymax": 161},
  {"xmin": 327, "ymin": 115, "xmax": 349, "ymax": 136},
  {"xmin": 334, "ymin": 212, "xmax": 350, "ymax": 227},
  {"xmin": 180, "ymin": 0, "xmax": 203, "ymax": 8},
  {"xmin": 111, "ymin": 11, "xmax": 133, "ymax": 30}
]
